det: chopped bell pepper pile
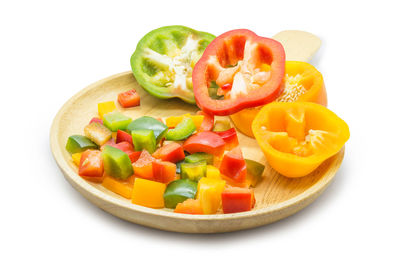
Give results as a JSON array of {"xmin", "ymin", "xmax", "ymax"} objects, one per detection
[{"xmin": 66, "ymin": 94, "xmax": 263, "ymax": 214}]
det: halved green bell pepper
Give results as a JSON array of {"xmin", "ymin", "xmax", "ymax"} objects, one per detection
[
  {"xmin": 102, "ymin": 145, "xmax": 133, "ymax": 179},
  {"xmin": 184, "ymin": 152, "xmax": 213, "ymax": 165},
  {"xmin": 66, "ymin": 135, "xmax": 98, "ymax": 154},
  {"xmin": 166, "ymin": 117, "xmax": 196, "ymax": 140},
  {"xmin": 103, "ymin": 111, "xmax": 132, "ymax": 132},
  {"xmin": 131, "ymin": 129, "xmax": 156, "ymax": 153},
  {"xmin": 131, "ymin": 25, "xmax": 215, "ymax": 104},
  {"xmin": 127, "ymin": 116, "xmax": 167, "ymax": 143},
  {"xmin": 163, "ymin": 179, "xmax": 197, "ymax": 208},
  {"xmin": 180, "ymin": 161, "xmax": 207, "ymax": 181}
]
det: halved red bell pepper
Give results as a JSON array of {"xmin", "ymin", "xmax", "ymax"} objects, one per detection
[
  {"xmin": 215, "ymin": 128, "xmax": 239, "ymax": 150},
  {"xmin": 152, "ymin": 160, "xmax": 177, "ymax": 183},
  {"xmin": 183, "ymin": 131, "xmax": 225, "ymax": 156},
  {"xmin": 193, "ymin": 29, "xmax": 285, "ymax": 116},
  {"xmin": 116, "ymin": 129, "xmax": 133, "ymax": 145},
  {"xmin": 152, "ymin": 142, "xmax": 185, "ymax": 163},
  {"xmin": 79, "ymin": 150, "xmax": 104, "ymax": 182},
  {"xmin": 221, "ymin": 187, "xmax": 255, "ymax": 213},
  {"xmin": 196, "ymin": 111, "xmax": 214, "ymax": 131},
  {"xmin": 219, "ymin": 147, "xmax": 246, "ymax": 183}
]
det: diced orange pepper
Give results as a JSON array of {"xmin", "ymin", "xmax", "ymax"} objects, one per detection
[
  {"xmin": 166, "ymin": 113, "xmax": 204, "ymax": 130},
  {"xmin": 252, "ymin": 102, "xmax": 349, "ymax": 177},
  {"xmin": 230, "ymin": 61, "xmax": 327, "ymax": 138},
  {"xmin": 98, "ymin": 101, "xmax": 116, "ymax": 119},
  {"xmin": 102, "ymin": 176, "xmax": 134, "ymax": 199},
  {"xmin": 152, "ymin": 160, "xmax": 177, "ymax": 184},
  {"xmin": 196, "ymin": 177, "xmax": 226, "ymax": 214},
  {"xmin": 174, "ymin": 199, "xmax": 203, "ymax": 215},
  {"xmin": 131, "ymin": 178, "xmax": 166, "ymax": 208},
  {"xmin": 132, "ymin": 150, "xmax": 156, "ymax": 179}
]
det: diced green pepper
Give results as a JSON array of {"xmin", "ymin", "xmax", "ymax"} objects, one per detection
[
  {"xmin": 131, "ymin": 25, "xmax": 215, "ymax": 104},
  {"xmin": 163, "ymin": 179, "xmax": 198, "ymax": 208},
  {"xmin": 166, "ymin": 117, "xmax": 196, "ymax": 140},
  {"xmin": 84, "ymin": 122, "xmax": 112, "ymax": 146},
  {"xmin": 103, "ymin": 111, "xmax": 132, "ymax": 132},
  {"xmin": 184, "ymin": 152, "xmax": 213, "ymax": 165},
  {"xmin": 213, "ymin": 120, "xmax": 231, "ymax": 132},
  {"xmin": 127, "ymin": 116, "xmax": 168, "ymax": 143},
  {"xmin": 66, "ymin": 135, "xmax": 98, "ymax": 154},
  {"xmin": 245, "ymin": 159, "xmax": 265, "ymax": 187},
  {"xmin": 131, "ymin": 129, "xmax": 156, "ymax": 153},
  {"xmin": 102, "ymin": 145, "xmax": 133, "ymax": 179},
  {"xmin": 180, "ymin": 161, "xmax": 207, "ymax": 181}
]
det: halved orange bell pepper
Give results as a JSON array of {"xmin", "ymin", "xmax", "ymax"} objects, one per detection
[
  {"xmin": 252, "ymin": 102, "xmax": 349, "ymax": 177},
  {"xmin": 102, "ymin": 176, "xmax": 134, "ymax": 199},
  {"xmin": 131, "ymin": 178, "xmax": 166, "ymax": 208},
  {"xmin": 231, "ymin": 61, "xmax": 327, "ymax": 137}
]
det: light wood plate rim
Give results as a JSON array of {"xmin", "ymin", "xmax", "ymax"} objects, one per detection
[{"xmin": 50, "ymin": 71, "xmax": 344, "ymax": 232}]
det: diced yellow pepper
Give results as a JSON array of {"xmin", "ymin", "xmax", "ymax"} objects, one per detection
[
  {"xmin": 71, "ymin": 153, "xmax": 82, "ymax": 166},
  {"xmin": 98, "ymin": 101, "xmax": 116, "ymax": 119},
  {"xmin": 102, "ymin": 177, "xmax": 133, "ymax": 199},
  {"xmin": 112, "ymin": 131, "xmax": 117, "ymax": 140},
  {"xmin": 206, "ymin": 165, "xmax": 221, "ymax": 179},
  {"xmin": 197, "ymin": 177, "xmax": 226, "ymax": 214},
  {"xmin": 166, "ymin": 113, "xmax": 204, "ymax": 130},
  {"xmin": 131, "ymin": 178, "xmax": 166, "ymax": 208}
]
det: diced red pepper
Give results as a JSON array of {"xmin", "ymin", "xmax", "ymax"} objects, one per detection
[
  {"xmin": 219, "ymin": 147, "xmax": 246, "ymax": 183},
  {"xmin": 183, "ymin": 131, "xmax": 225, "ymax": 156},
  {"xmin": 79, "ymin": 150, "xmax": 104, "ymax": 182},
  {"xmin": 152, "ymin": 142, "xmax": 185, "ymax": 163},
  {"xmin": 221, "ymin": 187, "xmax": 255, "ymax": 213},
  {"xmin": 152, "ymin": 160, "xmax": 177, "ymax": 183},
  {"xmin": 132, "ymin": 150, "xmax": 156, "ymax": 179},
  {"xmin": 118, "ymin": 89, "xmax": 140, "ymax": 108},
  {"xmin": 216, "ymin": 128, "xmax": 239, "ymax": 150},
  {"xmin": 89, "ymin": 117, "xmax": 103, "ymax": 124},
  {"xmin": 116, "ymin": 129, "xmax": 133, "ymax": 145}
]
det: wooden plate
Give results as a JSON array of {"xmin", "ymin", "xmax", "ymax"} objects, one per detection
[{"xmin": 50, "ymin": 31, "xmax": 345, "ymax": 233}]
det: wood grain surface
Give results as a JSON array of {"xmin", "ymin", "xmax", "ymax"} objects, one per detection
[{"xmin": 50, "ymin": 31, "xmax": 345, "ymax": 233}]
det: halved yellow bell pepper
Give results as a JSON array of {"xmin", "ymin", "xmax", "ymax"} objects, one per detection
[
  {"xmin": 166, "ymin": 113, "xmax": 204, "ymax": 130},
  {"xmin": 102, "ymin": 176, "xmax": 134, "ymax": 199},
  {"xmin": 252, "ymin": 102, "xmax": 349, "ymax": 177},
  {"xmin": 231, "ymin": 61, "xmax": 327, "ymax": 138},
  {"xmin": 131, "ymin": 178, "xmax": 166, "ymax": 208},
  {"xmin": 196, "ymin": 177, "xmax": 226, "ymax": 214}
]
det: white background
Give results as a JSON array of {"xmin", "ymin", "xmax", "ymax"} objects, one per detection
[{"xmin": 1, "ymin": 0, "xmax": 399, "ymax": 265}]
